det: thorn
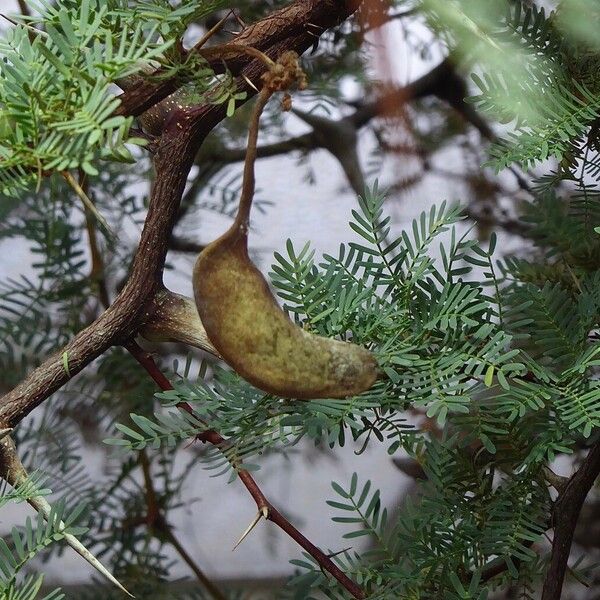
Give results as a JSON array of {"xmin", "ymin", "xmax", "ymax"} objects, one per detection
[
  {"xmin": 242, "ymin": 75, "xmax": 260, "ymax": 93},
  {"xmin": 0, "ymin": 13, "xmax": 48, "ymax": 37},
  {"xmin": 327, "ymin": 547, "xmax": 352, "ymax": 558},
  {"xmin": 232, "ymin": 506, "xmax": 269, "ymax": 550},
  {"xmin": 0, "ymin": 13, "xmax": 18, "ymax": 26},
  {"xmin": 28, "ymin": 495, "xmax": 134, "ymax": 597},
  {"xmin": 0, "ymin": 437, "xmax": 133, "ymax": 597},
  {"xmin": 232, "ymin": 11, "xmax": 248, "ymax": 29},
  {"xmin": 0, "ymin": 428, "xmax": 13, "ymax": 441},
  {"xmin": 194, "ymin": 10, "xmax": 231, "ymax": 49}
]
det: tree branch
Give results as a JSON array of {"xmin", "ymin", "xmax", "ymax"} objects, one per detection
[
  {"xmin": 125, "ymin": 341, "xmax": 366, "ymax": 600},
  {"xmin": 114, "ymin": 0, "xmax": 360, "ymax": 119},
  {"xmin": 202, "ymin": 132, "xmax": 317, "ymax": 164},
  {"xmin": 541, "ymin": 442, "xmax": 600, "ymax": 600},
  {"xmin": 0, "ymin": 0, "xmax": 362, "ymax": 427}
]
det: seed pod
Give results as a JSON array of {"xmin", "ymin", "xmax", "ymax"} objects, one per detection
[
  {"xmin": 193, "ymin": 227, "xmax": 377, "ymax": 399},
  {"xmin": 193, "ymin": 55, "xmax": 377, "ymax": 399}
]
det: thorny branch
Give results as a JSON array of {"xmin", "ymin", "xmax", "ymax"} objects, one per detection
[
  {"xmin": 126, "ymin": 342, "xmax": 366, "ymax": 600},
  {"xmin": 0, "ymin": 3, "xmax": 364, "ymax": 595},
  {"xmin": 123, "ymin": 54, "xmax": 365, "ymax": 597}
]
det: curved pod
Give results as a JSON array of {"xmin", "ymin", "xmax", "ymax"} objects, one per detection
[{"xmin": 193, "ymin": 228, "xmax": 378, "ymax": 399}]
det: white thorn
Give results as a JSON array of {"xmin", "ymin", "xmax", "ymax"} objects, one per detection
[
  {"xmin": 28, "ymin": 495, "xmax": 134, "ymax": 597},
  {"xmin": 232, "ymin": 506, "xmax": 269, "ymax": 551},
  {"xmin": 242, "ymin": 75, "xmax": 259, "ymax": 93}
]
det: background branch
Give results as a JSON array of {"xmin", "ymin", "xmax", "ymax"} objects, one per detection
[
  {"xmin": 138, "ymin": 449, "xmax": 227, "ymax": 600},
  {"xmin": 541, "ymin": 443, "xmax": 600, "ymax": 600}
]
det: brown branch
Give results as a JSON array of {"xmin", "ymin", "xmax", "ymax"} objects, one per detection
[
  {"xmin": 541, "ymin": 442, "xmax": 600, "ymax": 600},
  {"xmin": 202, "ymin": 58, "xmax": 483, "ymax": 167},
  {"xmin": 0, "ymin": 121, "xmax": 204, "ymax": 426},
  {"xmin": 79, "ymin": 170, "xmax": 111, "ymax": 310},
  {"xmin": 481, "ymin": 443, "xmax": 600, "ymax": 589},
  {"xmin": 162, "ymin": 523, "xmax": 227, "ymax": 599},
  {"xmin": 350, "ymin": 57, "xmax": 531, "ymax": 193},
  {"xmin": 125, "ymin": 341, "xmax": 366, "ymax": 600},
  {"xmin": 114, "ymin": 0, "xmax": 359, "ymax": 119},
  {"xmin": 139, "ymin": 450, "xmax": 227, "ymax": 600},
  {"xmin": 0, "ymin": 0, "xmax": 361, "ymax": 428},
  {"xmin": 477, "ymin": 443, "xmax": 600, "ymax": 590},
  {"xmin": 204, "ymin": 132, "xmax": 317, "ymax": 164},
  {"xmin": 17, "ymin": 0, "xmax": 30, "ymax": 17},
  {"xmin": 198, "ymin": 57, "xmax": 532, "ymax": 200}
]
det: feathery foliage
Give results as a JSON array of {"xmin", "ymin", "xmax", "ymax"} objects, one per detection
[{"xmin": 4, "ymin": 0, "xmax": 600, "ymax": 598}]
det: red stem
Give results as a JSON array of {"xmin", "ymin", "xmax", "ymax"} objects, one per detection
[{"xmin": 125, "ymin": 341, "xmax": 366, "ymax": 599}]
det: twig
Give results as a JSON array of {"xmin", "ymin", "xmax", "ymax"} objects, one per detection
[
  {"xmin": 163, "ymin": 524, "xmax": 226, "ymax": 599},
  {"xmin": 62, "ymin": 171, "xmax": 115, "ymax": 240},
  {"xmin": 139, "ymin": 450, "xmax": 227, "ymax": 600},
  {"xmin": 125, "ymin": 341, "xmax": 366, "ymax": 600},
  {"xmin": 480, "ymin": 447, "xmax": 600, "ymax": 590},
  {"xmin": 194, "ymin": 10, "xmax": 234, "ymax": 50},
  {"xmin": 200, "ymin": 132, "xmax": 316, "ymax": 164},
  {"xmin": 79, "ymin": 170, "xmax": 111, "ymax": 310},
  {"xmin": 543, "ymin": 466, "xmax": 569, "ymax": 494},
  {"xmin": 0, "ymin": 437, "xmax": 132, "ymax": 596},
  {"xmin": 291, "ymin": 108, "xmax": 364, "ymax": 195},
  {"xmin": 197, "ymin": 58, "xmax": 531, "ymax": 200},
  {"xmin": 541, "ymin": 442, "xmax": 600, "ymax": 600}
]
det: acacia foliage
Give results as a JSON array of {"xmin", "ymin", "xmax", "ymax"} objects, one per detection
[{"xmin": 2, "ymin": 1, "xmax": 600, "ymax": 599}]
